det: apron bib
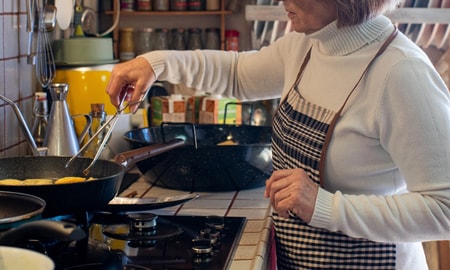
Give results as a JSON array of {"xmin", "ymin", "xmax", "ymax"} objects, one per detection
[{"xmin": 272, "ymin": 28, "xmax": 398, "ymax": 270}]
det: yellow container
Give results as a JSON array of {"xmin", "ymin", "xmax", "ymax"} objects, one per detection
[{"xmin": 54, "ymin": 64, "xmax": 117, "ymax": 135}]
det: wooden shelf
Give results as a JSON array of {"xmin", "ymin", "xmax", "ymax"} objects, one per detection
[{"xmin": 106, "ymin": 1, "xmax": 232, "ymax": 58}]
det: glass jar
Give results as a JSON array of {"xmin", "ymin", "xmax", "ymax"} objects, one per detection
[
  {"xmin": 205, "ymin": 27, "xmax": 220, "ymax": 50},
  {"xmin": 171, "ymin": 28, "xmax": 186, "ymax": 50},
  {"xmin": 153, "ymin": 28, "xmax": 170, "ymax": 50},
  {"xmin": 135, "ymin": 28, "xmax": 154, "ymax": 55},
  {"xmin": 188, "ymin": 28, "xmax": 203, "ymax": 50},
  {"xmin": 31, "ymin": 92, "xmax": 48, "ymax": 148},
  {"xmin": 121, "ymin": 0, "xmax": 135, "ymax": 11},
  {"xmin": 187, "ymin": 0, "xmax": 204, "ymax": 10},
  {"xmin": 206, "ymin": 0, "xmax": 219, "ymax": 10},
  {"xmin": 119, "ymin": 28, "xmax": 135, "ymax": 61},
  {"xmin": 136, "ymin": 0, "xmax": 152, "ymax": 11},
  {"xmin": 170, "ymin": 0, "xmax": 187, "ymax": 10},
  {"xmin": 153, "ymin": 0, "xmax": 169, "ymax": 10}
]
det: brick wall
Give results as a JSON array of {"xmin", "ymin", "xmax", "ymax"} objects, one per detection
[{"xmin": 0, "ymin": 0, "xmax": 36, "ymax": 157}]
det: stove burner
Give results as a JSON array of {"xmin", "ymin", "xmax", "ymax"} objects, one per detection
[{"xmin": 102, "ymin": 215, "xmax": 184, "ymax": 248}]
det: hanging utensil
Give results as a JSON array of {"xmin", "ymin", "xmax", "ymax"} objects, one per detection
[{"xmin": 35, "ymin": 0, "xmax": 56, "ymax": 88}]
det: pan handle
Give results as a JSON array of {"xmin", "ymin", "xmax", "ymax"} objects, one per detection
[
  {"xmin": 0, "ymin": 220, "xmax": 86, "ymax": 246},
  {"xmin": 114, "ymin": 138, "xmax": 185, "ymax": 169}
]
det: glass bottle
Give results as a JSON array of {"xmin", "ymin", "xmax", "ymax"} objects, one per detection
[
  {"xmin": 188, "ymin": 28, "xmax": 203, "ymax": 50},
  {"xmin": 31, "ymin": 92, "xmax": 48, "ymax": 148},
  {"xmin": 84, "ymin": 103, "xmax": 107, "ymax": 158},
  {"xmin": 171, "ymin": 28, "xmax": 186, "ymax": 50}
]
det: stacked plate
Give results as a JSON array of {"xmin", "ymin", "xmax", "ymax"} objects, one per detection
[{"xmin": 399, "ymin": 0, "xmax": 450, "ymax": 49}]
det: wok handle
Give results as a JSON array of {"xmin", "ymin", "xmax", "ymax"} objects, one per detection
[{"xmin": 114, "ymin": 138, "xmax": 185, "ymax": 169}]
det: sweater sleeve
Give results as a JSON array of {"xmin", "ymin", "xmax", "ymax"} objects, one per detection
[
  {"xmin": 310, "ymin": 56, "xmax": 450, "ymax": 243},
  {"xmin": 138, "ymin": 32, "xmax": 312, "ymax": 101}
]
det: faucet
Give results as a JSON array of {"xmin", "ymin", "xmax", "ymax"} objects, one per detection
[{"xmin": 0, "ymin": 95, "xmax": 46, "ymax": 156}]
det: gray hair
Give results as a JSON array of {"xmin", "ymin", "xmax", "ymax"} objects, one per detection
[{"xmin": 335, "ymin": 0, "xmax": 402, "ymax": 27}]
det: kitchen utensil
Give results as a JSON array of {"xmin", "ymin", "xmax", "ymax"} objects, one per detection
[
  {"xmin": 101, "ymin": 193, "xmax": 199, "ymax": 212},
  {"xmin": 45, "ymin": 83, "xmax": 92, "ymax": 156},
  {"xmin": 65, "ymin": 85, "xmax": 144, "ymax": 176},
  {"xmin": 0, "ymin": 191, "xmax": 45, "ymax": 229},
  {"xmin": 123, "ymin": 124, "xmax": 273, "ymax": 192},
  {"xmin": 35, "ymin": 0, "xmax": 56, "ymax": 87},
  {"xmin": 55, "ymin": 0, "xmax": 73, "ymax": 30},
  {"xmin": 0, "ymin": 140, "xmax": 185, "ymax": 216}
]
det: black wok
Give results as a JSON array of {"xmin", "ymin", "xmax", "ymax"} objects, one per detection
[
  {"xmin": 0, "ymin": 140, "xmax": 184, "ymax": 216},
  {"xmin": 123, "ymin": 124, "xmax": 273, "ymax": 192}
]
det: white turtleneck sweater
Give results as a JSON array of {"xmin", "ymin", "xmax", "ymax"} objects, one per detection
[{"xmin": 140, "ymin": 15, "xmax": 450, "ymax": 269}]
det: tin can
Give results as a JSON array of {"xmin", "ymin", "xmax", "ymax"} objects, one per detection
[
  {"xmin": 188, "ymin": 28, "xmax": 203, "ymax": 50},
  {"xmin": 206, "ymin": 0, "xmax": 219, "ymax": 10},
  {"xmin": 205, "ymin": 28, "xmax": 220, "ymax": 50},
  {"xmin": 121, "ymin": 0, "xmax": 135, "ymax": 11},
  {"xmin": 187, "ymin": 0, "xmax": 204, "ymax": 10},
  {"xmin": 135, "ymin": 28, "xmax": 154, "ymax": 55}
]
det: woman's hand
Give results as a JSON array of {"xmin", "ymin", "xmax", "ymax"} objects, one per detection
[
  {"xmin": 106, "ymin": 57, "xmax": 156, "ymax": 113},
  {"xmin": 264, "ymin": 169, "xmax": 319, "ymax": 222}
]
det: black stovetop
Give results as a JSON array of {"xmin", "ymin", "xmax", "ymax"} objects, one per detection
[{"xmin": 49, "ymin": 213, "xmax": 246, "ymax": 270}]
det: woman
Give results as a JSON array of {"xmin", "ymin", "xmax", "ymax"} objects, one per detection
[{"xmin": 106, "ymin": 0, "xmax": 450, "ymax": 269}]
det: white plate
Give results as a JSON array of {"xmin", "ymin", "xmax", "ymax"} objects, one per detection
[
  {"xmin": 55, "ymin": 0, "xmax": 73, "ymax": 30},
  {"xmin": 0, "ymin": 246, "xmax": 54, "ymax": 270}
]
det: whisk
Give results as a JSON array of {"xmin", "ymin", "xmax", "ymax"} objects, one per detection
[{"xmin": 35, "ymin": 0, "xmax": 55, "ymax": 88}]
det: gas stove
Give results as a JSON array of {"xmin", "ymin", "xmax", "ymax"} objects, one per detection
[{"xmin": 33, "ymin": 212, "xmax": 246, "ymax": 270}]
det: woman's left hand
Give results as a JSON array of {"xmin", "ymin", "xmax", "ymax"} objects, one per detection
[{"xmin": 264, "ymin": 169, "xmax": 319, "ymax": 222}]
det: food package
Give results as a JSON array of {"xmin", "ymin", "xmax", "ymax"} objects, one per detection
[
  {"xmin": 151, "ymin": 94, "xmax": 186, "ymax": 126},
  {"xmin": 198, "ymin": 94, "xmax": 242, "ymax": 124}
]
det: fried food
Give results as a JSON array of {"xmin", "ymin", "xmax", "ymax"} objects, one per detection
[
  {"xmin": 0, "ymin": 179, "xmax": 24, "ymax": 185},
  {"xmin": 54, "ymin": 176, "xmax": 87, "ymax": 184},
  {"xmin": 23, "ymin": 179, "xmax": 54, "ymax": 185}
]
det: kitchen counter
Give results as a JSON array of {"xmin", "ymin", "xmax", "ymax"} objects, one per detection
[{"xmin": 119, "ymin": 172, "xmax": 274, "ymax": 270}]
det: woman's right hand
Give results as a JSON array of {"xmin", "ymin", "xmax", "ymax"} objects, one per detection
[{"xmin": 106, "ymin": 57, "xmax": 156, "ymax": 113}]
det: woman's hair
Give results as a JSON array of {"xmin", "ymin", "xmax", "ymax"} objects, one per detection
[{"xmin": 335, "ymin": 0, "xmax": 402, "ymax": 27}]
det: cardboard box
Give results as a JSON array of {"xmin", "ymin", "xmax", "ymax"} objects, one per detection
[
  {"xmin": 151, "ymin": 95, "xmax": 186, "ymax": 126},
  {"xmin": 198, "ymin": 95, "xmax": 242, "ymax": 124}
]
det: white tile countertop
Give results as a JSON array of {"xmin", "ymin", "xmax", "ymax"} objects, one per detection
[{"xmin": 118, "ymin": 173, "xmax": 275, "ymax": 270}]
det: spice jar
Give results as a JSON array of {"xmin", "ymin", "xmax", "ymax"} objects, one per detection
[
  {"xmin": 153, "ymin": 28, "xmax": 170, "ymax": 50},
  {"xmin": 136, "ymin": 0, "xmax": 152, "ymax": 11},
  {"xmin": 187, "ymin": 0, "xmax": 204, "ymax": 10},
  {"xmin": 188, "ymin": 28, "xmax": 203, "ymax": 50},
  {"xmin": 154, "ymin": 0, "xmax": 169, "ymax": 10},
  {"xmin": 121, "ymin": 0, "xmax": 135, "ymax": 11},
  {"xmin": 135, "ymin": 28, "xmax": 154, "ymax": 55},
  {"xmin": 119, "ymin": 28, "xmax": 135, "ymax": 61},
  {"xmin": 206, "ymin": 0, "xmax": 219, "ymax": 10},
  {"xmin": 171, "ymin": 28, "xmax": 187, "ymax": 50},
  {"xmin": 205, "ymin": 27, "xmax": 220, "ymax": 50},
  {"xmin": 170, "ymin": 0, "xmax": 187, "ymax": 10},
  {"xmin": 225, "ymin": 29, "xmax": 239, "ymax": 51}
]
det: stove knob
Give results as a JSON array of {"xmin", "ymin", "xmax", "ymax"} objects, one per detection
[{"xmin": 192, "ymin": 238, "xmax": 213, "ymax": 264}]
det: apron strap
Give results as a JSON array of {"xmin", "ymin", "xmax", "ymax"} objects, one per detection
[{"xmin": 318, "ymin": 27, "xmax": 399, "ymax": 187}]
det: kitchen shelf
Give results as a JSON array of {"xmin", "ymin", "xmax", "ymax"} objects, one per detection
[
  {"xmin": 245, "ymin": 6, "xmax": 450, "ymax": 24},
  {"xmin": 107, "ymin": 1, "xmax": 232, "ymax": 58}
]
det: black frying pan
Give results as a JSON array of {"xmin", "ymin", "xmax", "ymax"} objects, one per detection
[
  {"xmin": 0, "ymin": 140, "xmax": 184, "ymax": 216},
  {"xmin": 123, "ymin": 124, "xmax": 273, "ymax": 192}
]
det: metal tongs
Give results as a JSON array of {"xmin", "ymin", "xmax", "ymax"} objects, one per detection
[{"xmin": 65, "ymin": 85, "xmax": 144, "ymax": 176}]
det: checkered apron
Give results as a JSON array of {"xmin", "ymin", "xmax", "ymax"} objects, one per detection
[{"xmin": 271, "ymin": 29, "xmax": 398, "ymax": 270}]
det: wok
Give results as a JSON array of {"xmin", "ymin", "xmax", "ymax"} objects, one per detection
[
  {"xmin": 0, "ymin": 140, "xmax": 184, "ymax": 216},
  {"xmin": 123, "ymin": 124, "xmax": 273, "ymax": 192}
]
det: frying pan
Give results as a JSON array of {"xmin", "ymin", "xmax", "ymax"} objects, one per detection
[
  {"xmin": 0, "ymin": 140, "xmax": 184, "ymax": 216},
  {"xmin": 123, "ymin": 124, "xmax": 272, "ymax": 192}
]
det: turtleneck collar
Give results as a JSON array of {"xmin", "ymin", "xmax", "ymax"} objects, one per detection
[{"xmin": 307, "ymin": 15, "xmax": 395, "ymax": 56}]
